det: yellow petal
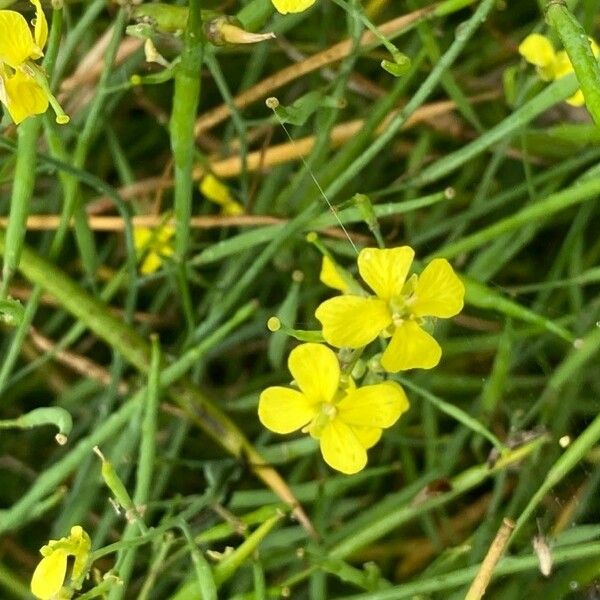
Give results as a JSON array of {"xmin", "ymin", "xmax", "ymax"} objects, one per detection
[
  {"xmin": 2, "ymin": 69, "xmax": 48, "ymax": 124},
  {"xmin": 288, "ymin": 343, "xmax": 339, "ymax": 403},
  {"xmin": 134, "ymin": 225, "xmax": 174, "ymax": 273},
  {"xmin": 552, "ymin": 50, "xmax": 574, "ymax": 79},
  {"xmin": 222, "ymin": 200, "xmax": 244, "ymax": 216},
  {"xmin": 566, "ymin": 89, "xmax": 585, "ymax": 106},
  {"xmin": 518, "ymin": 34, "xmax": 556, "ymax": 69},
  {"xmin": 200, "ymin": 174, "xmax": 235, "ymax": 207},
  {"xmin": 0, "ymin": 10, "xmax": 40, "ymax": 67},
  {"xmin": 133, "ymin": 227, "xmax": 152, "ymax": 251},
  {"xmin": 351, "ymin": 426, "xmax": 382, "ymax": 449},
  {"xmin": 412, "ymin": 258, "xmax": 464, "ymax": 318},
  {"xmin": 156, "ymin": 224, "xmax": 175, "ymax": 245},
  {"xmin": 319, "ymin": 419, "xmax": 367, "ymax": 474},
  {"xmin": 320, "ymin": 256, "xmax": 351, "ymax": 293},
  {"xmin": 30, "ymin": 0, "xmax": 48, "ymax": 49},
  {"xmin": 357, "ymin": 246, "xmax": 414, "ymax": 300},
  {"xmin": 159, "ymin": 244, "xmax": 174, "ymax": 258},
  {"xmin": 31, "ymin": 550, "xmax": 68, "ymax": 600},
  {"xmin": 140, "ymin": 251, "xmax": 163, "ymax": 274},
  {"xmin": 316, "ymin": 295, "xmax": 391, "ymax": 348},
  {"xmin": 258, "ymin": 386, "xmax": 316, "ymax": 433},
  {"xmin": 271, "ymin": 0, "xmax": 317, "ymax": 14},
  {"xmin": 338, "ymin": 381, "xmax": 409, "ymax": 428},
  {"xmin": 381, "ymin": 320, "xmax": 441, "ymax": 372}
]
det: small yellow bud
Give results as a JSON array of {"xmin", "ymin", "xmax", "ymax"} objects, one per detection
[
  {"xmin": 265, "ymin": 97, "xmax": 280, "ymax": 109},
  {"xmin": 267, "ymin": 317, "xmax": 281, "ymax": 332}
]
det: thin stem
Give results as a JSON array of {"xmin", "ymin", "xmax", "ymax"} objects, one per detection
[
  {"xmin": 0, "ymin": 118, "xmax": 41, "ymax": 299},
  {"xmin": 170, "ymin": 0, "xmax": 204, "ymax": 333}
]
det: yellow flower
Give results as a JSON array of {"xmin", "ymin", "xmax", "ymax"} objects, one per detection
[
  {"xmin": 0, "ymin": 0, "xmax": 68, "ymax": 124},
  {"xmin": 315, "ymin": 247, "xmax": 464, "ymax": 373},
  {"xmin": 200, "ymin": 174, "xmax": 244, "ymax": 216},
  {"xmin": 30, "ymin": 525, "xmax": 91, "ymax": 600},
  {"xmin": 518, "ymin": 33, "xmax": 600, "ymax": 107},
  {"xmin": 271, "ymin": 0, "xmax": 317, "ymax": 14},
  {"xmin": 258, "ymin": 343, "xmax": 409, "ymax": 474},
  {"xmin": 133, "ymin": 222, "xmax": 175, "ymax": 275}
]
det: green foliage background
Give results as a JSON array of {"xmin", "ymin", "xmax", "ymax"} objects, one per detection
[{"xmin": 2, "ymin": 0, "xmax": 600, "ymax": 598}]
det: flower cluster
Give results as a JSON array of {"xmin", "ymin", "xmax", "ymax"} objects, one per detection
[
  {"xmin": 30, "ymin": 525, "xmax": 91, "ymax": 600},
  {"xmin": 518, "ymin": 33, "xmax": 599, "ymax": 106},
  {"xmin": 259, "ymin": 246, "xmax": 464, "ymax": 474},
  {"xmin": 0, "ymin": 0, "xmax": 68, "ymax": 124},
  {"xmin": 133, "ymin": 222, "xmax": 175, "ymax": 275}
]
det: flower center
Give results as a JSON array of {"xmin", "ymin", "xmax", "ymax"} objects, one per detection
[
  {"xmin": 305, "ymin": 402, "xmax": 338, "ymax": 438},
  {"xmin": 389, "ymin": 275, "xmax": 419, "ymax": 325}
]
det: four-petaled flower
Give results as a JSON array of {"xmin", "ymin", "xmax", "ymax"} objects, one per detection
[
  {"xmin": 518, "ymin": 33, "xmax": 599, "ymax": 107},
  {"xmin": 30, "ymin": 525, "xmax": 92, "ymax": 600},
  {"xmin": 133, "ymin": 222, "xmax": 175, "ymax": 275},
  {"xmin": 258, "ymin": 343, "xmax": 409, "ymax": 474},
  {"xmin": 315, "ymin": 247, "xmax": 464, "ymax": 373},
  {"xmin": 271, "ymin": 0, "xmax": 317, "ymax": 15},
  {"xmin": 0, "ymin": 0, "xmax": 68, "ymax": 124}
]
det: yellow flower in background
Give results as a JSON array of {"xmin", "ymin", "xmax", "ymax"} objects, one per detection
[
  {"xmin": 518, "ymin": 33, "xmax": 600, "ymax": 106},
  {"xmin": 315, "ymin": 247, "xmax": 464, "ymax": 373},
  {"xmin": 31, "ymin": 525, "xmax": 91, "ymax": 600},
  {"xmin": 258, "ymin": 343, "xmax": 409, "ymax": 474},
  {"xmin": 0, "ymin": 0, "xmax": 68, "ymax": 124},
  {"xmin": 200, "ymin": 174, "xmax": 244, "ymax": 216},
  {"xmin": 133, "ymin": 223, "xmax": 175, "ymax": 275},
  {"xmin": 271, "ymin": 0, "xmax": 317, "ymax": 14}
]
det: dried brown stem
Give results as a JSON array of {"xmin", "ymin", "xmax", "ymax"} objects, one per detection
[
  {"xmin": 29, "ymin": 328, "xmax": 129, "ymax": 395},
  {"xmin": 465, "ymin": 518, "xmax": 515, "ymax": 600}
]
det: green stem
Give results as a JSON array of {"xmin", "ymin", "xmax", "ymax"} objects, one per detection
[
  {"xmin": 398, "ymin": 378, "xmax": 505, "ymax": 451},
  {"xmin": 61, "ymin": 9, "xmax": 127, "ymax": 284},
  {"xmin": 328, "ymin": 436, "xmax": 546, "ymax": 559},
  {"xmin": 51, "ymin": 0, "xmax": 106, "ymax": 88},
  {"xmin": 173, "ymin": 521, "xmax": 218, "ymax": 600},
  {"xmin": 328, "ymin": 542, "xmax": 600, "ymax": 599},
  {"xmin": 170, "ymin": 515, "xmax": 282, "ymax": 600},
  {"xmin": 321, "ymin": 0, "xmax": 496, "ymax": 201},
  {"xmin": 136, "ymin": 336, "xmax": 161, "ymax": 506},
  {"xmin": 0, "ymin": 117, "xmax": 41, "ymax": 299},
  {"xmin": 546, "ymin": 1, "xmax": 600, "ymax": 126},
  {"xmin": 431, "ymin": 175, "xmax": 600, "ymax": 260},
  {"xmin": 511, "ymin": 326, "xmax": 600, "ymax": 539},
  {"xmin": 171, "ymin": 0, "xmax": 204, "ymax": 332},
  {"xmin": 0, "ymin": 7, "xmax": 66, "ymax": 391},
  {"xmin": 107, "ymin": 339, "xmax": 163, "ymax": 600}
]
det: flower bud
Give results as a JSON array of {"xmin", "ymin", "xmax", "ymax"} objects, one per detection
[{"xmin": 204, "ymin": 17, "xmax": 275, "ymax": 46}]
